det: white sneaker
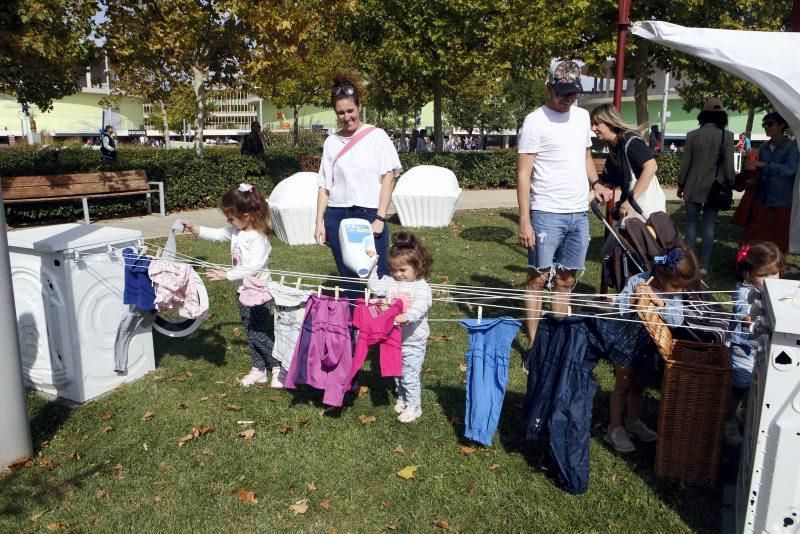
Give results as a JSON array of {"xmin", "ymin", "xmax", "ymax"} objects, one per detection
[
  {"xmin": 625, "ymin": 419, "xmax": 658, "ymax": 443},
  {"xmin": 724, "ymin": 420, "xmax": 743, "ymax": 446},
  {"xmin": 397, "ymin": 406, "xmax": 422, "ymax": 423},
  {"xmin": 240, "ymin": 367, "xmax": 268, "ymax": 387},
  {"xmin": 393, "ymin": 398, "xmax": 407, "ymax": 414},
  {"xmin": 270, "ymin": 366, "xmax": 286, "ymax": 389},
  {"xmin": 605, "ymin": 426, "xmax": 636, "ymax": 453}
]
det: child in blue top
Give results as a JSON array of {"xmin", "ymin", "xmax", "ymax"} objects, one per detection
[
  {"xmin": 724, "ymin": 240, "xmax": 783, "ymax": 445},
  {"xmin": 601, "ymin": 246, "xmax": 701, "ymax": 453}
]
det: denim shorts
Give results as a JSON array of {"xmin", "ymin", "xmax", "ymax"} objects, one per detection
[{"xmin": 528, "ymin": 210, "xmax": 590, "ymax": 271}]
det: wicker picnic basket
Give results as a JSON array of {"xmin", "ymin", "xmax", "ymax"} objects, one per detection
[{"xmin": 637, "ymin": 297, "xmax": 732, "ymax": 487}]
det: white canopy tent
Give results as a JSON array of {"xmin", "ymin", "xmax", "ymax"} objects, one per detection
[{"xmin": 632, "ymin": 21, "xmax": 800, "ymax": 254}]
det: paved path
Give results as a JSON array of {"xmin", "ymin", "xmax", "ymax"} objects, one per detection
[{"xmin": 63, "ymin": 186, "xmax": 699, "ymax": 240}]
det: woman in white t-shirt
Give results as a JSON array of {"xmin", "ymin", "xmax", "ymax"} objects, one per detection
[{"xmin": 315, "ymin": 71, "xmax": 403, "ymax": 297}]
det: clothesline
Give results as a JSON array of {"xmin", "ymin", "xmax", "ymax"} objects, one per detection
[{"xmin": 91, "ymin": 242, "xmax": 746, "ymax": 332}]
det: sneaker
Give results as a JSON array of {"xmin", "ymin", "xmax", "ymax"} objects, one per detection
[
  {"xmin": 724, "ymin": 420, "xmax": 743, "ymax": 446},
  {"xmin": 625, "ymin": 419, "xmax": 658, "ymax": 443},
  {"xmin": 270, "ymin": 366, "xmax": 286, "ymax": 389},
  {"xmin": 241, "ymin": 367, "xmax": 268, "ymax": 387},
  {"xmin": 605, "ymin": 426, "xmax": 636, "ymax": 453},
  {"xmin": 397, "ymin": 406, "xmax": 422, "ymax": 423},
  {"xmin": 393, "ymin": 397, "xmax": 407, "ymax": 414}
]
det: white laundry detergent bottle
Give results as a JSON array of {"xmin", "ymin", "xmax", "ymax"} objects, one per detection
[{"xmin": 339, "ymin": 218, "xmax": 378, "ymax": 277}]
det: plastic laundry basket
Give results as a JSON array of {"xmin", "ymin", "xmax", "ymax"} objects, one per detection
[
  {"xmin": 391, "ymin": 165, "xmax": 462, "ymax": 227},
  {"xmin": 268, "ymin": 172, "xmax": 319, "ymax": 245}
]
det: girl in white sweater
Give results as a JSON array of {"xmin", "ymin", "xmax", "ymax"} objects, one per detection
[{"xmin": 182, "ymin": 183, "xmax": 277, "ymax": 387}]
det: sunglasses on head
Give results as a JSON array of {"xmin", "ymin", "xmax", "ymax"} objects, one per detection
[
  {"xmin": 762, "ymin": 121, "xmax": 776, "ymax": 128},
  {"xmin": 332, "ymin": 84, "xmax": 356, "ymax": 98}
]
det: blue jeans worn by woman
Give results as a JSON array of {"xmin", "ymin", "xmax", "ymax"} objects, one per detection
[{"xmin": 684, "ymin": 201, "xmax": 717, "ymax": 271}]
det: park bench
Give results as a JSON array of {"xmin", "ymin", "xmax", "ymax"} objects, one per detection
[{"xmin": 1, "ymin": 170, "xmax": 165, "ymax": 224}]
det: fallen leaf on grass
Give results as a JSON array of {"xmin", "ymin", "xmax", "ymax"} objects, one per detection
[
  {"xmin": 168, "ymin": 388, "xmax": 180, "ymax": 394},
  {"xmin": 110, "ymin": 463, "xmax": 124, "ymax": 479},
  {"xmin": 238, "ymin": 428, "xmax": 255, "ymax": 443},
  {"xmin": 39, "ymin": 458, "xmax": 55, "ymax": 470},
  {"xmin": 226, "ymin": 404, "xmax": 242, "ymax": 411},
  {"xmin": 151, "ymin": 375, "xmax": 166, "ymax": 382},
  {"xmin": 358, "ymin": 414, "xmax": 376, "ymax": 425},
  {"xmin": 290, "ymin": 499, "xmax": 308, "ymax": 515},
  {"xmin": 382, "ymin": 500, "xmax": 390, "ymax": 508},
  {"xmin": 278, "ymin": 426, "xmax": 293, "ymax": 435},
  {"xmin": 385, "ymin": 524, "xmax": 397, "ymax": 531},
  {"xmin": 490, "ymin": 463, "xmax": 500, "ymax": 470},
  {"xmin": 393, "ymin": 445, "xmax": 405, "ymax": 454},
  {"xmin": 396, "ymin": 465, "xmax": 419, "ymax": 480},
  {"xmin": 214, "ymin": 380, "xmax": 227, "ymax": 385},
  {"xmin": 173, "ymin": 375, "xmax": 187, "ymax": 383},
  {"xmin": 101, "ymin": 425, "xmax": 114, "ymax": 435},
  {"xmin": 202, "ymin": 449, "xmax": 214, "ymax": 457},
  {"xmin": 459, "ymin": 445, "xmax": 477, "ymax": 455},
  {"xmin": 307, "ymin": 482, "xmax": 317, "ymax": 492},
  {"xmin": 237, "ymin": 489, "xmax": 257, "ymax": 505},
  {"xmin": 268, "ymin": 394, "xmax": 281, "ymax": 402},
  {"xmin": 200, "ymin": 396, "xmax": 210, "ymax": 402},
  {"xmin": 430, "ymin": 335, "xmax": 454, "ymax": 342},
  {"xmin": 45, "ymin": 522, "xmax": 68, "ymax": 531},
  {"xmin": 178, "ymin": 425, "xmax": 215, "ymax": 447},
  {"xmin": 114, "ymin": 382, "xmax": 126, "ymax": 390},
  {"xmin": 357, "ymin": 385, "xmax": 369, "ymax": 397},
  {"xmin": 458, "ymin": 363, "xmax": 467, "ymax": 373},
  {"xmin": 298, "ymin": 417, "xmax": 311, "ymax": 428},
  {"xmin": 177, "ymin": 403, "xmax": 189, "ymax": 410},
  {"xmin": 101, "ymin": 411, "xmax": 114, "ymax": 421},
  {"xmin": 141, "ymin": 410, "xmax": 154, "ymax": 422},
  {"xmin": 433, "ymin": 519, "xmax": 450, "ymax": 530},
  {"xmin": 216, "ymin": 393, "xmax": 228, "ymax": 399},
  {"xmin": 95, "ymin": 490, "xmax": 109, "ymax": 500},
  {"xmin": 320, "ymin": 500, "xmax": 331, "ymax": 510},
  {"xmin": 467, "ymin": 481, "xmax": 477, "ymax": 494}
]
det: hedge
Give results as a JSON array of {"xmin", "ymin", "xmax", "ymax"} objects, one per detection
[{"xmin": 1, "ymin": 147, "xmax": 682, "ymax": 224}]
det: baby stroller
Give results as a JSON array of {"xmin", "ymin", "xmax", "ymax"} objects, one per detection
[{"xmin": 591, "ymin": 199, "xmax": 728, "ymax": 345}]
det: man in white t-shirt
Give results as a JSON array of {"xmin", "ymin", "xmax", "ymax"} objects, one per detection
[{"xmin": 516, "ymin": 60, "xmax": 613, "ymax": 347}]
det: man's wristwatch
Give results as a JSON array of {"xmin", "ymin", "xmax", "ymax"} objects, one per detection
[
  {"xmin": 375, "ymin": 214, "xmax": 386, "ymax": 222},
  {"xmin": 590, "ymin": 180, "xmax": 600, "ymax": 190}
]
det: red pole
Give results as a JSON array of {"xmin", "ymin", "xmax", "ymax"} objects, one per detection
[
  {"xmin": 613, "ymin": 0, "xmax": 632, "ymax": 110},
  {"xmin": 601, "ymin": 0, "xmax": 632, "ymax": 294}
]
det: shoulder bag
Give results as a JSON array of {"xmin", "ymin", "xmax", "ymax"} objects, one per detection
[{"xmin": 705, "ymin": 129, "xmax": 733, "ymax": 211}]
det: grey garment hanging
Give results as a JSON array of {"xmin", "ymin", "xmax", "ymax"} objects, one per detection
[{"xmin": 114, "ymin": 306, "xmax": 157, "ymax": 372}]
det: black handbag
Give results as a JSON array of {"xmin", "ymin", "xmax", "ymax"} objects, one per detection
[{"xmin": 705, "ymin": 129, "xmax": 733, "ymax": 211}]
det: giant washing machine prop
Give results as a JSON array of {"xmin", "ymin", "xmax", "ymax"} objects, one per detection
[
  {"xmin": 8, "ymin": 223, "xmax": 208, "ymax": 403},
  {"xmin": 737, "ymin": 278, "xmax": 800, "ymax": 533}
]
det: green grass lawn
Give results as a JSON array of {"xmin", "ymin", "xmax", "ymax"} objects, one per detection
[{"xmin": 3, "ymin": 204, "xmax": 798, "ymax": 532}]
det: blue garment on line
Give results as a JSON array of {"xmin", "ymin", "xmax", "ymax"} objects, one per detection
[
  {"xmin": 461, "ymin": 317, "xmax": 521, "ymax": 447},
  {"xmin": 122, "ymin": 247, "xmax": 156, "ymax": 311},
  {"xmin": 523, "ymin": 316, "xmax": 602, "ymax": 495}
]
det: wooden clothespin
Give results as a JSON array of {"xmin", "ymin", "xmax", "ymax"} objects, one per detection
[
  {"xmin": 567, "ymin": 305, "xmax": 572, "ymax": 317},
  {"xmin": 279, "ymin": 275, "xmax": 285, "ymax": 286},
  {"xmin": 334, "ymin": 286, "xmax": 340, "ymax": 300},
  {"xmin": 295, "ymin": 277, "xmax": 302, "ymax": 289},
  {"xmin": 317, "ymin": 285, "xmax": 322, "ymax": 297},
  {"xmin": 365, "ymin": 287, "xmax": 370, "ymax": 301},
  {"xmin": 155, "ymin": 247, "xmax": 163, "ymax": 259},
  {"xmin": 477, "ymin": 306, "xmax": 483, "ymax": 324}
]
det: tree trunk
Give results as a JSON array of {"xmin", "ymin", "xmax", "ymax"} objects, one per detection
[
  {"xmin": 433, "ymin": 79, "xmax": 443, "ymax": 153},
  {"xmin": 401, "ymin": 112, "xmax": 408, "ymax": 140},
  {"xmin": 631, "ymin": 42, "xmax": 650, "ymax": 126},
  {"xmin": 293, "ymin": 104, "xmax": 300, "ymax": 147},
  {"xmin": 192, "ymin": 66, "xmax": 206, "ymax": 157},
  {"xmin": 159, "ymin": 100, "xmax": 171, "ymax": 149},
  {"xmin": 745, "ymin": 108, "xmax": 755, "ymax": 137}
]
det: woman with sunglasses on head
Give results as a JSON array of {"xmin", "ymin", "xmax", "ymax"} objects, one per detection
[
  {"xmin": 315, "ymin": 70, "xmax": 403, "ymax": 297},
  {"xmin": 742, "ymin": 111, "xmax": 799, "ymax": 254}
]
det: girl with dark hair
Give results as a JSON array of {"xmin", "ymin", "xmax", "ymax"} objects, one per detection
[
  {"xmin": 600, "ymin": 246, "xmax": 701, "ymax": 453},
  {"xmin": 314, "ymin": 70, "xmax": 403, "ymax": 298},
  {"xmin": 725, "ymin": 241, "xmax": 784, "ymax": 445},
  {"xmin": 366, "ymin": 231, "xmax": 433, "ymax": 423},
  {"xmin": 677, "ymin": 97, "xmax": 735, "ymax": 273},
  {"xmin": 742, "ymin": 111, "xmax": 799, "ymax": 253},
  {"xmin": 182, "ymin": 184, "xmax": 278, "ymax": 387}
]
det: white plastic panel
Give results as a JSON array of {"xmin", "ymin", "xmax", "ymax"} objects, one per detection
[
  {"xmin": 737, "ymin": 279, "xmax": 800, "ymax": 533},
  {"xmin": 392, "ymin": 165, "xmax": 462, "ymax": 228}
]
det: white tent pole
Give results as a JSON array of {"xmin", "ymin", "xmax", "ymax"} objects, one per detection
[{"xmin": 0, "ymin": 189, "xmax": 32, "ymax": 471}]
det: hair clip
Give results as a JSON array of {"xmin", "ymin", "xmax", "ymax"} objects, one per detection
[
  {"xmin": 736, "ymin": 244, "xmax": 751, "ymax": 265},
  {"xmin": 238, "ymin": 183, "xmax": 254, "ymax": 193},
  {"xmin": 652, "ymin": 247, "xmax": 684, "ymax": 269}
]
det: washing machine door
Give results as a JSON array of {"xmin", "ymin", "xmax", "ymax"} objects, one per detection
[{"xmin": 153, "ymin": 270, "xmax": 209, "ymax": 337}]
